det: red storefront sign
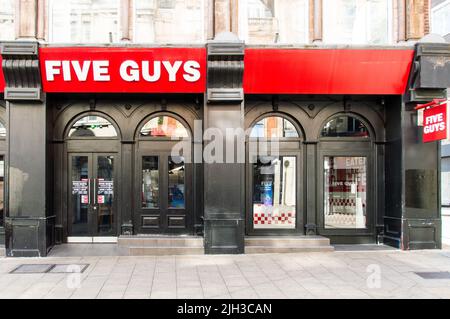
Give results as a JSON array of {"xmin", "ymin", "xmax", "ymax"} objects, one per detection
[
  {"xmin": 1, "ymin": 47, "xmax": 414, "ymax": 95},
  {"xmin": 423, "ymin": 103, "xmax": 448, "ymax": 143},
  {"xmin": 39, "ymin": 47, "xmax": 207, "ymax": 93},
  {"xmin": 243, "ymin": 48, "xmax": 414, "ymax": 95}
]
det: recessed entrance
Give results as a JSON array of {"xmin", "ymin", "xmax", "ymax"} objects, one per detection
[
  {"xmin": 135, "ymin": 114, "xmax": 193, "ymax": 234},
  {"xmin": 317, "ymin": 114, "xmax": 374, "ymax": 240},
  {"xmin": 246, "ymin": 115, "xmax": 304, "ymax": 235},
  {"xmin": 68, "ymin": 153, "xmax": 117, "ymax": 240},
  {"xmin": 65, "ymin": 114, "xmax": 120, "ymax": 243}
]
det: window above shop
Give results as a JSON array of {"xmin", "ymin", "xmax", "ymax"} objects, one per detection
[
  {"xmin": 323, "ymin": 0, "xmax": 392, "ymax": 45},
  {"xmin": 133, "ymin": 0, "xmax": 206, "ymax": 43},
  {"xmin": 0, "ymin": 0, "xmax": 15, "ymax": 41},
  {"xmin": 140, "ymin": 116, "xmax": 189, "ymax": 138},
  {"xmin": 321, "ymin": 116, "xmax": 370, "ymax": 138},
  {"xmin": 250, "ymin": 116, "xmax": 299, "ymax": 138},
  {"xmin": 68, "ymin": 115, "xmax": 118, "ymax": 137},
  {"xmin": 238, "ymin": 0, "xmax": 309, "ymax": 45},
  {"xmin": 48, "ymin": 0, "xmax": 120, "ymax": 43},
  {"xmin": 431, "ymin": 0, "xmax": 450, "ymax": 37},
  {"xmin": 0, "ymin": 122, "xmax": 6, "ymax": 138}
]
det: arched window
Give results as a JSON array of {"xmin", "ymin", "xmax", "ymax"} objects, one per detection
[
  {"xmin": 250, "ymin": 116, "xmax": 299, "ymax": 138},
  {"xmin": 140, "ymin": 116, "xmax": 189, "ymax": 138},
  {"xmin": 68, "ymin": 115, "xmax": 118, "ymax": 138},
  {"xmin": 0, "ymin": 122, "xmax": 6, "ymax": 138},
  {"xmin": 321, "ymin": 116, "xmax": 369, "ymax": 138}
]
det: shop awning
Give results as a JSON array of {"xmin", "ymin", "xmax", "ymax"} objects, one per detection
[
  {"xmin": 0, "ymin": 46, "xmax": 415, "ymax": 95},
  {"xmin": 244, "ymin": 48, "xmax": 414, "ymax": 95}
]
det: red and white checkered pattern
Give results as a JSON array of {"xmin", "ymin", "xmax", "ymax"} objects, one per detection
[
  {"xmin": 326, "ymin": 197, "xmax": 366, "ymax": 227},
  {"xmin": 253, "ymin": 212, "xmax": 295, "ymax": 225},
  {"xmin": 328, "ymin": 198, "xmax": 366, "ymax": 209}
]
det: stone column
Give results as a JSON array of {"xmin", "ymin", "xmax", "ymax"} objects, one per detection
[
  {"xmin": 310, "ymin": 0, "xmax": 323, "ymax": 43},
  {"xmin": 36, "ymin": 0, "xmax": 46, "ymax": 41},
  {"xmin": 214, "ymin": 0, "xmax": 231, "ymax": 35},
  {"xmin": 16, "ymin": 0, "xmax": 38, "ymax": 40},
  {"xmin": 120, "ymin": 0, "xmax": 131, "ymax": 42},
  {"xmin": 1, "ymin": 41, "xmax": 50, "ymax": 257},
  {"xmin": 204, "ymin": 33, "xmax": 245, "ymax": 254},
  {"xmin": 396, "ymin": 0, "xmax": 407, "ymax": 42},
  {"xmin": 405, "ymin": 0, "xmax": 429, "ymax": 41}
]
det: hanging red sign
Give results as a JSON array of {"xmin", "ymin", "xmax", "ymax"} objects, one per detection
[{"xmin": 423, "ymin": 102, "xmax": 447, "ymax": 143}]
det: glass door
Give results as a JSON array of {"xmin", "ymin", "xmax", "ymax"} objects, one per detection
[
  {"xmin": 248, "ymin": 153, "xmax": 302, "ymax": 235},
  {"xmin": 68, "ymin": 153, "xmax": 116, "ymax": 241},
  {"xmin": 95, "ymin": 155, "xmax": 115, "ymax": 236},
  {"xmin": 136, "ymin": 152, "xmax": 190, "ymax": 234},
  {"xmin": 323, "ymin": 156, "xmax": 367, "ymax": 229},
  {"xmin": 317, "ymin": 149, "xmax": 373, "ymax": 237}
]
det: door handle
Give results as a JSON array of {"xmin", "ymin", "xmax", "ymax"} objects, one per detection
[
  {"xmin": 93, "ymin": 178, "xmax": 97, "ymax": 204},
  {"xmin": 88, "ymin": 178, "xmax": 91, "ymax": 204}
]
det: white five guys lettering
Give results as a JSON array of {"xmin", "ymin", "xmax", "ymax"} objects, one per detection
[
  {"xmin": 424, "ymin": 112, "xmax": 446, "ymax": 134},
  {"xmin": 45, "ymin": 60, "xmax": 201, "ymax": 83}
]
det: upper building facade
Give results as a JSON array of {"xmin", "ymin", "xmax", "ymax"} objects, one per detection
[{"xmin": 0, "ymin": 0, "xmax": 433, "ymax": 45}]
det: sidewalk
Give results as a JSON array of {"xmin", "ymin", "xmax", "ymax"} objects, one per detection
[{"xmin": 1, "ymin": 247, "xmax": 450, "ymax": 299}]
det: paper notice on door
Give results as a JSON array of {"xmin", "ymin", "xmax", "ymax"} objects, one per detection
[
  {"xmin": 81, "ymin": 195, "xmax": 89, "ymax": 204},
  {"xmin": 356, "ymin": 197, "xmax": 365, "ymax": 228},
  {"xmin": 351, "ymin": 183, "xmax": 357, "ymax": 194},
  {"xmin": 98, "ymin": 179, "xmax": 114, "ymax": 195},
  {"xmin": 97, "ymin": 195, "xmax": 105, "ymax": 204},
  {"xmin": 72, "ymin": 180, "xmax": 88, "ymax": 195}
]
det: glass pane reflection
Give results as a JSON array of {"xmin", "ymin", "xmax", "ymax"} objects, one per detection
[
  {"xmin": 140, "ymin": 116, "xmax": 189, "ymax": 138},
  {"xmin": 324, "ymin": 156, "xmax": 367, "ymax": 229},
  {"xmin": 142, "ymin": 156, "xmax": 159, "ymax": 208},
  {"xmin": 321, "ymin": 116, "xmax": 369, "ymax": 138},
  {"xmin": 250, "ymin": 117, "xmax": 299, "ymax": 138},
  {"xmin": 169, "ymin": 156, "xmax": 185, "ymax": 208},
  {"xmin": 69, "ymin": 116, "xmax": 117, "ymax": 137},
  {"xmin": 96, "ymin": 155, "xmax": 114, "ymax": 235},
  {"xmin": 71, "ymin": 156, "xmax": 89, "ymax": 236},
  {"xmin": 253, "ymin": 156, "xmax": 296, "ymax": 229},
  {"xmin": 0, "ymin": 122, "xmax": 6, "ymax": 138}
]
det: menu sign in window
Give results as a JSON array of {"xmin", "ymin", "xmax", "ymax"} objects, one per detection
[
  {"xmin": 72, "ymin": 179, "xmax": 88, "ymax": 195},
  {"xmin": 98, "ymin": 179, "xmax": 114, "ymax": 195}
]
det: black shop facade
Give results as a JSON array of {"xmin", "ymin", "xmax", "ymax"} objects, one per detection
[{"xmin": 0, "ymin": 37, "xmax": 449, "ymax": 257}]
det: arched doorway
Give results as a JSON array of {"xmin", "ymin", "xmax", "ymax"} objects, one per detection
[
  {"xmin": 317, "ymin": 114, "xmax": 375, "ymax": 239},
  {"xmin": 65, "ymin": 114, "xmax": 121, "ymax": 241},
  {"xmin": 246, "ymin": 114, "xmax": 304, "ymax": 235},
  {"xmin": 134, "ymin": 114, "xmax": 193, "ymax": 234}
]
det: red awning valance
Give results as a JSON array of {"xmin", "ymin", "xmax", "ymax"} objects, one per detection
[
  {"xmin": 243, "ymin": 48, "xmax": 414, "ymax": 95},
  {"xmin": 0, "ymin": 47, "xmax": 414, "ymax": 95}
]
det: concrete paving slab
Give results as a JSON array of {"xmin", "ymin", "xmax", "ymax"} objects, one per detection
[{"xmin": 1, "ymin": 248, "xmax": 450, "ymax": 299}]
